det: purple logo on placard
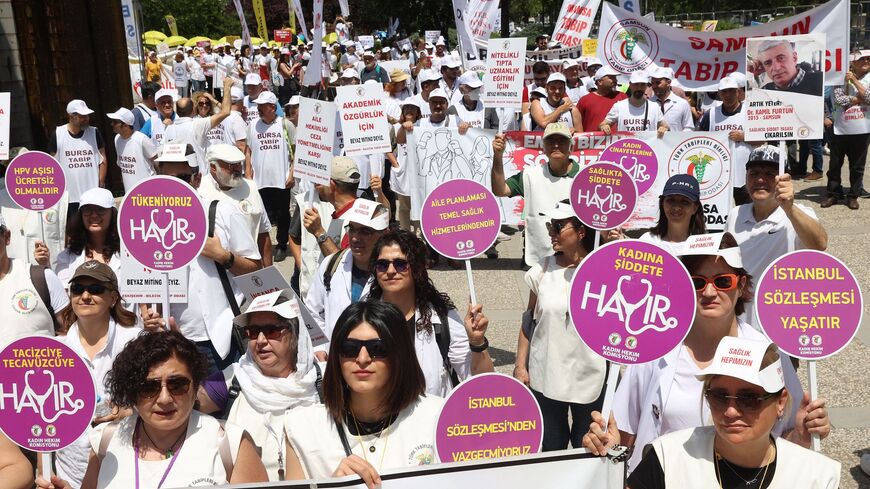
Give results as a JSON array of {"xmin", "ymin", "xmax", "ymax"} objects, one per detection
[
  {"xmin": 118, "ymin": 176, "xmax": 207, "ymax": 271},
  {"xmin": 570, "ymin": 162, "xmax": 638, "ymax": 231},
  {"xmin": 598, "ymin": 138, "xmax": 657, "ymax": 195},
  {"xmin": 421, "ymin": 179, "xmax": 500, "ymax": 260},
  {"xmin": 569, "ymin": 240, "xmax": 695, "ymax": 364},
  {"xmin": 755, "ymin": 250, "xmax": 862, "ymax": 360},
  {"xmin": 0, "ymin": 336, "xmax": 96, "ymax": 452},
  {"xmin": 5, "ymin": 151, "xmax": 66, "ymax": 211},
  {"xmin": 435, "ymin": 373, "xmax": 542, "ymax": 463}
]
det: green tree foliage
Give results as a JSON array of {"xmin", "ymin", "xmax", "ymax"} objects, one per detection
[{"xmin": 141, "ymin": 0, "xmax": 241, "ymax": 38}]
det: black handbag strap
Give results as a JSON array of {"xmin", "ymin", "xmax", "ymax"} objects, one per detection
[
  {"xmin": 336, "ymin": 420, "xmax": 353, "ymax": 456},
  {"xmin": 209, "ymin": 200, "xmax": 241, "ymax": 317}
]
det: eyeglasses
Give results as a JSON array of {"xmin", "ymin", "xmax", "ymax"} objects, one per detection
[
  {"xmin": 374, "ymin": 258, "xmax": 410, "ymax": 274},
  {"xmin": 70, "ymin": 283, "xmax": 110, "ymax": 296},
  {"xmin": 704, "ymin": 388, "xmax": 780, "ymax": 413},
  {"xmin": 339, "ymin": 338, "xmax": 389, "ymax": 359},
  {"xmin": 139, "ymin": 376, "xmax": 192, "ymax": 399},
  {"xmin": 545, "ymin": 220, "xmax": 575, "ymax": 235},
  {"xmin": 198, "ymin": 101, "xmax": 212, "ymax": 107},
  {"xmin": 691, "ymin": 273, "xmax": 739, "ymax": 292},
  {"xmin": 243, "ymin": 324, "xmax": 289, "ymax": 340}
]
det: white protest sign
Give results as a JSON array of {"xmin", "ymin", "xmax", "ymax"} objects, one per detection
[
  {"xmin": 552, "ymin": 0, "xmax": 602, "ymax": 47},
  {"xmin": 118, "ymin": 246, "xmax": 188, "ymax": 303},
  {"xmin": 294, "ymin": 98, "xmax": 336, "ymax": 185},
  {"xmin": 482, "ymin": 38, "xmax": 527, "ymax": 108},
  {"xmin": 0, "ymin": 93, "xmax": 9, "ymax": 160},
  {"xmin": 335, "ymin": 84, "xmax": 392, "ymax": 157},
  {"xmin": 357, "ymin": 35, "xmax": 375, "ymax": 50},
  {"xmin": 425, "ymin": 31, "xmax": 442, "ymax": 45},
  {"xmin": 303, "ymin": 0, "xmax": 324, "ymax": 86},
  {"xmin": 156, "ymin": 42, "xmax": 169, "ymax": 55},
  {"xmin": 744, "ymin": 34, "xmax": 825, "ymax": 141}
]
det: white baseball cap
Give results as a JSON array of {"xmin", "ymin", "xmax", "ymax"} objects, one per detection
[
  {"xmin": 79, "ymin": 188, "xmax": 114, "ymax": 209},
  {"xmin": 66, "ymin": 99, "xmax": 94, "ymax": 115},
  {"xmin": 586, "ymin": 57, "xmax": 603, "ymax": 67},
  {"xmin": 650, "ymin": 66, "xmax": 674, "ymax": 80},
  {"xmin": 342, "ymin": 40, "xmax": 355, "ymax": 47},
  {"xmin": 206, "ymin": 143, "xmax": 245, "ymax": 164},
  {"xmin": 628, "ymin": 71, "xmax": 650, "ymax": 84},
  {"xmin": 288, "ymin": 95, "xmax": 300, "ymax": 106},
  {"xmin": 718, "ymin": 77, "xmax": 739, "ymax": 91},
  {"xmin": 435, "ymin": 39, "xmax": 446, "ymax": 46},
  {"xmin": 677, "ymin": 232, "xmax": 743, "ymax": 269},
  {"xmin": 381, "ymin": 47, "xmax": 391, "ymax": 53},
  {"xmin": 419, "ymin": 69, "xmax": 442, "ymax": 83},
  {"xmin": 344, "ymin": 199, "xmax": 389, "ymax": 231},
  {"xmin": 441, "ymin": 57, "xmax": 461, "ymax": 69},
  {"xmin": 594, "ymin": 66, "xmax": 620, "ymax": 81},
  {"xmin": 233, "ymin": 289, "xmax": 300, "ymax": 327},
  {"xmin": 727, "ymin": 71, "xmax": 747, "ymax": 88},
  {"xmin": 458, "ymin": 71, "xmax": 483, "ymax": 88},
  {"xmin": 245, "ymin": 73, "xmax": 263, "ymax": 86},
  {"xmin": 428, "ymin": 88, "xmax": 448, "ymax": 101},
  {"xmin": 155, "ymin": 88, "xmax": 178, "ymax": 102},
  {"xmin": 259, "ymin": 43, "xmax": 269, "ymax": 48},
  {"xmin": 253, "ymin": 91, "xmax": 278, "ymax": 105},
  {"xmin": 539, "ymin": 199, "xmax": 575, "ymax": 220},
  {"xmin": 106, "ymin": 107, "xmax": 134, "ymax": 126},
  {"xmin": 562, "ymin": 59, "xmax": 580, "ymax": 69},
  {"xmin": 341, "ymin": 68, "xmax": 360, "ymax": 79},
  {"xmin": 546, "ymin": 72, "xmax": 567, "ymax": 85},
  {"xmin": 425, "ymin": 43, "xmax": 434, "ymax": 49},
  {"xmin": 697, "ymin": 336, "xmax": 785, "ymax": 394},
  {"xmin": 362, "ymin": 51, "xmax": 375, "ymax": 59},
  {"xmin": 230, "ymin": 86, "xmax": 244, "ymax": 103}
]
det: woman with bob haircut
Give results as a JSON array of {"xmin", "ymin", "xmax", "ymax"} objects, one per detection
[
  {"xmin": 36, "ymin": 331, "xmax": 267, "ymax": 489},
  {"xmin": 366, "ymin": 229, "xmax": 493, "ymax": 396},
  {"xmin": 626, "ymin": 336, "xmax": 840, "ymax": 488},
  {"xmin": 283, "ymin": 301, "xmax": 443, "ymax": 489}
]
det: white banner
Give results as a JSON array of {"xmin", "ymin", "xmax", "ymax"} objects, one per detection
[
  {"xmin": 464, "ymin": 0, "xmax": 501, "ymax": 69},
  {"xmin": 482, "ymin": 38, "xmax": 527, "ymax": 108},
  {"xmin": 744, "ymin": 34, "xmax": 825, "ymax": 141},
  {"xmin": 232, "ymin": 0, "xmax": 252, "ymax": 48},
  {"xmin": 208, "ymin": 449, "xmax": 623, "ymax": 489},
  {"xmin": 619, "ymin": 0, "xmax": 639, "ymax": 14},
  {"xmin": 597, "ymin": 0, "xmax": 849, "ymax": 91},
  {"xmin": 335, "ymin": 84, "xmax": 392, "ymax": 157},
  {"xmin": 552, "ymin": 0, "xmax": 602, "ymax": 47},
  {"xmin": 303, "ymin": 0, "xmax": 324, "ymax": 86},
  {"xmin": 425, "ymin": 31, "xmax": 442, "ymax": 45},
  {"xmin": 119, "ymin": 247, "xmax": 188, "ymax": 303},
  {"xmin": 119, "ymin": 0, "xmax": 143, "ymax": 99},
  {"xmin": 291, "ymin": 0, "xmax": 308, "ymax": 41},
  {"xmin": 294, "ymin": 98, "xmax": 336, "ymax": 186},
  {"xmin": 0, "ymin": 93, "xmax": 9, "ymax": 160}
]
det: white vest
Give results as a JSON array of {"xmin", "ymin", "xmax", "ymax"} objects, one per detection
[
  {"xmin": 248, "ymin": 117, "xmax": 289, "ymax": 189},
  {"xmin": 709, "ymin": 103, "xmax": 750, "ymax": 188},
  {"xmin": 521, "ymin": 163, "xmax": 575, "ymax": 266},
  {"xmin": 244, "ymin": 96, "xmax": 259, "ymax": 125},
  {"xmin": 0, "ymin": 258, "xmax": 55, "ymax": 348},
  {"xmin": 538, "ymin": 99, "xmax": 574, "ymax": 129},
  {"xmin": 147, "ymin": 114, "xmax": 168, "ymax": 146},
  {"xmin": 90, "ymin": 412, "xmax": 243, "ymax": 489},
  {"xmin": 284, "ymin": 396, "xmax": 444, "ymax": 479},
  {"xmin": 452, "ymin": 100, "xmax": 485, "ymax": 128},
  {"xmin": 55, "ymin": 125, "xmax": 100, "ymax": 202},
  {"xmin": 163, "ymin": 117, "xmax": 210, "ymax": 174},
  {"xmin": 114, "ymin": 132, "xmax": 156, "ymax": 193},
  {"xmin": 833, "ymin": 72, "xmax": 870, "ymax": 135},
  {"xmin": 198, "ymin": 174, "xmax": 264, "ymax": 242},
  {"xmin": 653, "ymin": 426, "xmax": 840, "ymax": 489},
  {"xmin": 294, "ymin": 193, "xmax": 344, "ymax": 298}
]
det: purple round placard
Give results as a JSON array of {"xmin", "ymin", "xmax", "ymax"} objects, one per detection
[
  {"xmin": 118, "ymin": 176, "xmax": 207, "ymax": 271},
  {"xmin": 0, "ymin": 336, "xmax": 96, "ymax": 452},
  {"xmin": 569, "ymin": 239, "xmax": 696, "ymax": 364},
  {"xmin": 570, "ymin": 162, "xmax": 638, "ymax": 231},
  {"xmin": 755, "ymin": 250, "xmax": 862, "ymax": 360},
  {"xmin": 5, "ymin": 151, "xmax": 66, "ymax": 211},
  {"xmin": 598, "ymin": 138, "xmax": 658, "ymax": 195},
  {"xmin": 435, "ymin": 373, "xmax": 543, "ymax": 463},
  {"xmin": 421, "ymin": 179, "xmax": 500, "ymax": 260}
]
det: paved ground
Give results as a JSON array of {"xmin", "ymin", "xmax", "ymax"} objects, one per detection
[{"xmin": 274, "ymin": 171, "xmax": 870, "ymax": 488}]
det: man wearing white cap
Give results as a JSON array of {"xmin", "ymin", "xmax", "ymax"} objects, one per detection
[
  {"xmin": 245, "ymin": 90, "xmax": 293, "ymax": 262},
  {"xmin": 410, "ymin": 70, "xmax": 441, "ymax": 120},
  {"xmin": 438, "ymin": 57, "xmax": 463, "ymax": 106},
  {"xmin": 339, "ymin": 68, "xmax": 360, "ymax": 85},
  {"xmin": 431, "ymin": 38, "xmax": 448, "ymax": 70},
  {"xmin": 531, "ymin": 72, "xmax": 582, "ymax": 132},
  {"xmin": 304, "ymin": 199, "xmax": 390, "ymax": 360},
  {"xmin": 699, "ymin": 76, "xmax": 751, "ymax": 200},
  {"xmin": 207, "ymin": 85, "xmax": 248, "ymax": 152},
  {"xmin": 579, "ymin": 57, "xmax": 603, "ymax": 91},
  {"xmin": 243, "ymin": 73, "xmax": 284, "ymax": 125},
  {"xmin": 200, "ymin": 143, "xmax": 273, "ymax": 267},
  {"xmin": 601, "ymin": 71, "xmax": 668, "ymax": 136},
  {"xmin": 108, "ymin": 107, "xmax": 158, "ymax": 193},
  {"xmin": 0, "ymin": 213, "xmax": 69, "ymax": 347},
  {"xmin": 649, "ymin": 67, "xmax": 694, "ymax": 132},
  {"xmin": 447, "ymin": 71, "xmax": 485, "ymax": 129},
  {"xmin": 340, "ymin": 41, "xmax": 359, "ymax": 70},
  {"xmin": 562, "ymin": 59, "xmax": 588, "ymax": 103},
  {"xmin": 360, "ymin": 51, "xmax": 390, "ymax": 84},
  {"xmin": 49, "ymin": 99, "xmax": 107, "ymax": 217},
  {"xmin": 139, "ymin": 88, "xmax": 179, "ymax": 146},
  {"xmin": 256, "ymin": 43, "xmax": 277, "ymax": 91}
]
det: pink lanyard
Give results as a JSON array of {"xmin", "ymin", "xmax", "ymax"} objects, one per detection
[{"xmin": 134, "ymin": 420, "xmax": 184, "ymax": 489}]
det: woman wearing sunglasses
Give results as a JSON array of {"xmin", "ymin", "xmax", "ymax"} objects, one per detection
[
  {"xmin": 514, "ymin": 200, "xmax": 607, "ymax": 451},
  {"xmin": 365, "ymin": 229, "xmax": 493, "ymax": 396},
  {"xmin": 626, "ymin": 336, "xmax": 840, "ymax": 488},
  {"xmin": 53, "ymin": 261, "xmax": 141, "ymax": 488},
  {"xmin": 37, "ymin": 331, "xmax": 267, "ymax": 489},
  {"xmin": 583, "ymin": 233, "xmax": 829, "ymax": 473},
  {"xmin": 283, "ymin": 301, "xmax": 442, "ymax": 488},
  {"xmin": 195, "ymin": 289, "xmax": 320, "ymax": 481}
]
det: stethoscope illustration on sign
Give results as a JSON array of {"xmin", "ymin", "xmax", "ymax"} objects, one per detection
[
  {"xmin": 16, "ymin": 370, "xmax": 86, "ymax": 424},
  {"xmin": 614, "ymin": 275, "xmax": 679, "ymax": 336},
  {"xmin": 619, "ymin": 155, "xmax": 651, "ymax": 184}
]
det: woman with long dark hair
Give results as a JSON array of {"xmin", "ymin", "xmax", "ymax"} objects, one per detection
[{"xmin": 366, "ymin": 229, "xmax": 493, "ymax": 395}]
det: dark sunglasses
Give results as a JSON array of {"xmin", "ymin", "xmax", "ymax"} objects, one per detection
[
  {"xmin": 173, "ymin": 173, "xmax": 193, "ymax": 183},
  {"xmin": 70, "ymin": 283, "xmax": 110, "ymax": 296},
  {"xmin": 691, "ymin": 273, "xmax": 739, "ymax": 292},
  {"xmin": 704, "ymin": 388, "xmax": 780, "ymax": 413},
  {"xmin": 198, "ymin": 101, "xmax": 212, "ymax": 107},
  {"xmin": 139, "ymin": 376, "xmax": 192, "ymax": 399},
  {"xmin": 243, "ymin": 324, "xmax": 289, "ymax": 340},
  {"xmin": 339, "ymin": 338, "xmax": 389, "ymax": 359},
  {"xmin": 545, "ymin": 220, "xmax": 574, "ymax": 235},
  {"xmin": 374, "ymin": 258, "xmax": 410, "ymax": 274}
]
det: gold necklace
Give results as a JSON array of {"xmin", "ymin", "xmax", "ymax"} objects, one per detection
[
  {"xmin": 349, "ymin": 409, "xmax": 391, "ymax": 471},
  {"xmin": 714, "ymin": 441, "xmax": 774, "ymax": 489}
]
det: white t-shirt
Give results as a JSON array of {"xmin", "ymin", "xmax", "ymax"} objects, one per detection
[
  {"xmin": 639, "ymin": 231, "xmax": 685, "ymax": 256},
  {"xmin": 0, "ymin": 258, "xmax": 69, "ymax": 348},
  {"xmin": 707, "ymin": 102, "xmax": 750, "ymax": 188},
  {"xmin": 650, "ymin": 92, "xmax": 693, "ymax": 131},
  {"xmin": 188, "ymin": 57, "xmax": 205, "ymax": 82},
  {"xmin": 54, "ymin": 125, "xmax": 101, "ymax": 202},
  {"xmin": 605, "ymin": 99, "xmax": 665, "ymax": 132},
  {"xmin": 412, "ymin": 308, "xmax": 471, "ymax": 396},
  {"xmin": 173, "ymin": 60, "xmax": 189, "ymax": 87},
  {"xmin": 163, "ymin": 116, "xmax": 213, "ymax": 173},
  {"xmin": 659, "ymin": 348, "xmax": 706, "ymax": 435},
  {"xmin": 218, "ymin": 110, "xmax": 248, "ymax": 146},
  {"xmin": 198, "ymin": 173, "xmax": 271, "ymax": 241},
  {"xmin": 114, "ymin": 131, "xmax": 157, "ymax": 193},
  {"xmin": 247, "ymin": 116, "xmax": 289, "ymax": 189}
]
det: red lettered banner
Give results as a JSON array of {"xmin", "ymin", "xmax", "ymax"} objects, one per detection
[{"xmin": 552, "ymin": 0, "xmax": 602, "ymax": 47}]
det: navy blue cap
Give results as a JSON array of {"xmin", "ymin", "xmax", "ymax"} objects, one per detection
[{"xmin": 661, "ymin": 174, "xmax": 701, "ymax": 202}]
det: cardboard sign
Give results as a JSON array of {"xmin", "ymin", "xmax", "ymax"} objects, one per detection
[
  {"xmin": 274, "ymin": 29, "xmax": 293, "ymax": 43},
  {"xmin": 598, "ymin": 138, "xmax": 657, "ymax": 195},
  {"xmin": 5, "ymin": 151, "xmax": 66, "ymax": 211},
  {"xmin": 294, "ymin": 98, "xmax": 336, "ymax": 186},
  {"xmin": 435, "ymin": 373, "xmax": 543, "ymax": 463},
  {"xmin": 755, "ymin": 250, "xmax": 862, "ymax": 360},
  {"xmin": 570, "ymin": 162, "xmax": 638, "ymax": 230},
  {"xmin": 569, "ymin": 240, "xmax": 696, "ymax": 364},
  {"xmin": 582, "ymin": 39, "xmax": 598, "ymax": 57},
  {"xmin": 118, "ymin": 176, "xmax": 207, "ymax": 271},
  {"xmin": 425, "ymin": 31, "xmax": 442, "ymax": 45},
  {"xmin": 421, "ymin": 179, "xmax": 500, "ymax": 260},
  {"xmin": 118, "ymin": 245, "xmax": 188, "ymax": 303},
  {"xmin": 0, "ymin": 336, "xmax": 96, "ymax": 451},
  {"xmin": 482, "ymin": 38, "xmax": 526, "ymax": 108},
  {"xmin": 744, "ymin": 34, "xmax": 825, "ymax": 141},
  {"xmin": 0, "ymin": 92, "xmax": 9, "ymax": 160},
  {"xmin": 335, "ymin": 84, "xmax": 392, "ymax": 156},
  {"xmin": 357, "ymin": 35, "xmax": 375, "ymax": 50}
]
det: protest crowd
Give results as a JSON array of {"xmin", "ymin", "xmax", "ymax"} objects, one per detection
[{"xmin": 2, "ymin": 1, "xmax": 869, "ymax": 488}]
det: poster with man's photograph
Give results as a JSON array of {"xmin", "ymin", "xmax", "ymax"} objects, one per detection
[{"xmin": 744, "ymin": 34, "xmax": 825, "ymax": 141}]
